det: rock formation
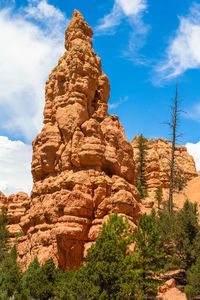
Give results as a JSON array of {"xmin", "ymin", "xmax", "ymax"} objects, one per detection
[
  {"xmin": 172, "ymin": 173, "xmax": 200, "ymax": 214},
  {"xmin": 0, "ymin": 192, "xmax": 30, "ymax": 240},
  {"xmin": 132, "ymin": 136, "xmax": 197, "ymax": 205},
  {"xmin": 17, "ymin": 10, "xmax": 141, "ymax": 271}
]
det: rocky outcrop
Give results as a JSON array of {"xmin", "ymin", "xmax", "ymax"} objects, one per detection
[
  {"xmin": 17, "ymin": 10, "xmax": 141, "ymax": 271},
  {"xmin": 173, "ymin": 174, "xmax": 200, "ymax": 213},
  {"xmin": 0, "ymin": 192, "xmax": 7, "ymax": 211},
  {"xmin": 132, "ymin": 136, "xmax": 197, "ymax": 205},
  {"xmin": 0, "ymin": 192, "xmax": 30, "ymax": 238}
]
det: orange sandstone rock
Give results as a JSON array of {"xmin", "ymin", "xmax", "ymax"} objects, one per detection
[
  {"xmin": 0, "ymin": 191, "xmax": 7, "ymax": 211},
  {"xmin": 132, "ymin": 136, "xmax": 197, "ymax": 206},
  {"xmin": 0, "ymin": 192, "xmax": 30, "ymax": 238},
  {"xmin": 17, "ymin": 10, "xmax": 142, "ymax": 271}
]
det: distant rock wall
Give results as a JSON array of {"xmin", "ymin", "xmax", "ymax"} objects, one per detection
[
  {"xmin": 17, "ymin": 10, "xmax": 142, "ymax": 271},
  {"xmin": 132, "ymin": 136, "xmax": 197, "ymax": 205},
  {"xmin": 0, "ymin": 192, "xmax": 30, "ymax": 239}
]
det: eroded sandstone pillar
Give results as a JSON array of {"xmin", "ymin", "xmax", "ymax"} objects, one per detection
[{"xmin": 18, "ymin": 10, "xmax": 141, "ymax": 271}]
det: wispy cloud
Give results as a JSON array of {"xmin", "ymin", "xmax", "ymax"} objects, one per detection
[
  {"xmin": 156, "ymin": 2, "xmax": 200, "ymax": 81},
  {"xmin": 184, "ymin": 102, "xmax": 200, "ymax": 122},
  {"xmin": 186, "ymin": 141, "xmax": 200, "ymax": 170},
  {"xmin": 108, "ymin": 96, "xmax": 128, "ymax": 109},
  {"xmin": 0, "ymin": 136, "xmax": 32, "ymax": 195},
  {"xmin": 0, "ymin": 0, "xmax": 68, "ymax": 142},
  {"xmin": 95, "ymin": 0, "xmax": 149, "ymax": 60}
]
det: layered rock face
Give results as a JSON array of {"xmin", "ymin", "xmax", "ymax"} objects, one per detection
[
  {"xmin": 132, "ymin": 136, "xmax": 197, "ymax": 204},
  {"xmin": 18, "ymin": 10, "xmax": 141, "ymax": 271},
  {"xmin": 0, "ymin": 192, "xmax": 30, "ymax": 239}
]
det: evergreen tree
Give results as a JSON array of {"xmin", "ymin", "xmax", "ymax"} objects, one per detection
[
  {"xmin": 133, "ymin": 213, "xmax": 166, "ymax": 298},
  {"xmin": 136, "ymin": 134, "xmax": 148, "ymax": 199},
  {"xmin": 83, "ymin": 213, "xmax": 134, "ymax": 299},
  {"xmin": 21, "ymin": 257, "xmax": 58, "ymax": 299},
  {"xmin": 154, "ymin": 186, "xmax": 163, "ymax": 209},
  {"xmin": 154, "ymin": 200, "xmax": 200, "ymax": 272},
  {"xmin": 174, "ymin": 174, "xmax": 186, "ymax": 192},
  {"xmin": 64, "ymin": 213, "xmax": 140, "ymax": 299},
  {"xmin": 154, "ymin": 206, "xmax": 176, "ymax": 270},
  {"xmin": 0, "ymin": 206, "xmax": 10, "ymax": 263},
  {"xmin": 185, "ymin": 257, "xmax": 200, "ymax": 299},
  {"xmin": 55, "ymin": 268, "xmax": 80, "ymax": 300},
  {"xmin": 0, "ymin": 245, "xmax": 22, "ymax": 299},
  {"xmin": 172, "ymin": 200, "xmax": 200, "ymax": 270}
]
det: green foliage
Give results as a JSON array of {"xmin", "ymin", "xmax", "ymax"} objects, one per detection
[
  {"xmin": 174, "ymin": 175, "xmax": 186, "ymax": 191},
  {"xmin": 155, "ymin": 206, "xmax": 176, "ymax": 264},
  {"xmin": 15, "ymin": 230, "xmax": 24, "ymax": 239},
  {"xmin": 0, "ymin": 206, "xmax": 10, "ymax": 263},
  {"xmin": 185, "ymin": 257, "xmax": 200, "ymax": 299},
  {"xmin": 73, "ymin": 213, "xmax": 137, "ymax": 299},
  {"xmin": 0, "ymin": 202, "xmax": 199, "ymax": 299},
  {"xmin": 154, "ymin": 186, "xmax": 163, "ymax": 209},
  {"xmin": 172, "ymin": 200, "xmax": 200, "ymax": 270},
  {"xmin": 133, "ymin": 213, "xmax": 166, "ymax": 298},
  {"xmin": 0, "ymin": 208, "xmax": 23, "ymax": 299},
  {"xmin": 155, "ymin": 199, "xmax": 200, "ymax": 275},
  {"xmin": 22, "ymin": 257, "xmax": 58, "ymax": 299},
  {"xmin": 136, "ymin": 134, "xmax": 148, "ymax": 199},
  {"xmin": 54, "ymin": 268, "xmax": 80, "ymax": 300},
  {"xmin": 0, "ymin": 245, "xmax": 22, "ymax": 299}
]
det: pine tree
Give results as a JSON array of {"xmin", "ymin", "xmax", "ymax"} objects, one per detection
[
  {"xmin": 0, "ymin": 245, "xmax": 22, "ymax": 299},
  {"xmin": 174, "ymin": 174, "xmax": 186, "ymax": 191},
  {"xmin": 136, "ymin": 134, "xmax": 148, "ymax": 199},
  {"xmin": 185, "ymin": 257, "xmax": 200, "ymax": 299},
  {"xmin": 0, "ymin": 206, "xmax": 10, "ymax": 263},
  {"xmin": 65, "ymin": 213, "xmax": 140, "ymax": 299},
  {"xmin": 83, "ymin": 213, "xmax": 134, "ymax": 298},
  {"xmin": 54, "ymin": 268, "xmax": 79, "ymax": 300},
  {"xmin": 155, "ymin": 200, "xmax": 200, "ymax": 272},
  {"xmin": 154, "ymin": 206, "xmax": 176, "ymax": 270},
  {"xmin": 133, "ymin": 213, "xmax": 166, "ymax": 298},
  {"xmin": 22, "ymin": 257, "xmax": 57, "ymax": 300},
  {"xmin": 155, "ymin": 186, "xmax": 163, "ymax": 209},
  {"xmin": 172, "ymin": 200, "xmax": 200, "ymax": 270}
]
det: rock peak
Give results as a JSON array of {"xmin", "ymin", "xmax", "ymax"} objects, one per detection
[
  {"xmin": 65, "ymin": 9, "xmax": 93, "ymax": 50},
  {"xmin": 18, "ymin": 10, "xmax": 141, "ymax": 271}
]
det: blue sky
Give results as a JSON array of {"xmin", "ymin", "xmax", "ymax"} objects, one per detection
[{"xmin": 0, "ymin": 0, "xmax": 200, "ymax": 195}]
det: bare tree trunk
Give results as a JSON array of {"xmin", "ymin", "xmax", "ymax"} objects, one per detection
[{"xmin": 168, "ymin": 84, "xmax": 178, "ymax": 215}]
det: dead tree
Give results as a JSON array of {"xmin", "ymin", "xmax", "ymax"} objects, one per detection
[{"xmin": 164, "ymin": 84, "xmax": 183, "ymax": 214}]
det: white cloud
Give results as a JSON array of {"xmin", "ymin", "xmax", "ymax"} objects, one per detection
[
  {"xmin": 96, "ymin": 0, "xmax": 147, "ymax": 33},
  {"xmin": 157, "ymin": 3, "xmax": 200, "ymax": 79},
  {"xmin": 95, "ymin": 3, "xmax": 122, "ymax": 33},
  {"xmin": 0, "ymin": 136, "xmax": 32, "ymax": 196},
  {"xmin": 186, "ymin": 141, "xmax": 200, "ymax": 170},
  {"xmin": 116, "ymin": 0, "xmax": 147, "ymax": 16},
  {"xmin": 95, "ymin": 0, "xmax": 148, "ymax": 58},
  {"xmin": 0, "ymin": 0, "xmax": 68, "ymax": 142},
  {"xmin": 109, "ymin": 96, "xmax": 128, "ymax": 109}
]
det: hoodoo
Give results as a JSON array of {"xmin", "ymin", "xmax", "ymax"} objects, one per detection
[{"xmin": 17, "ymin": 10, "xmax": 141, "ymax": 271}]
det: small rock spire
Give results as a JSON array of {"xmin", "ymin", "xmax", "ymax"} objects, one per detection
[{"xmin": 65, "ymin": 9, "xmax": 93, "ymax": 50}]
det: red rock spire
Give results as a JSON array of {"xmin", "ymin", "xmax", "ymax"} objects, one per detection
[{"xmin": 18, "ymin": 10, "xmax": 141, "ymax": 271}]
